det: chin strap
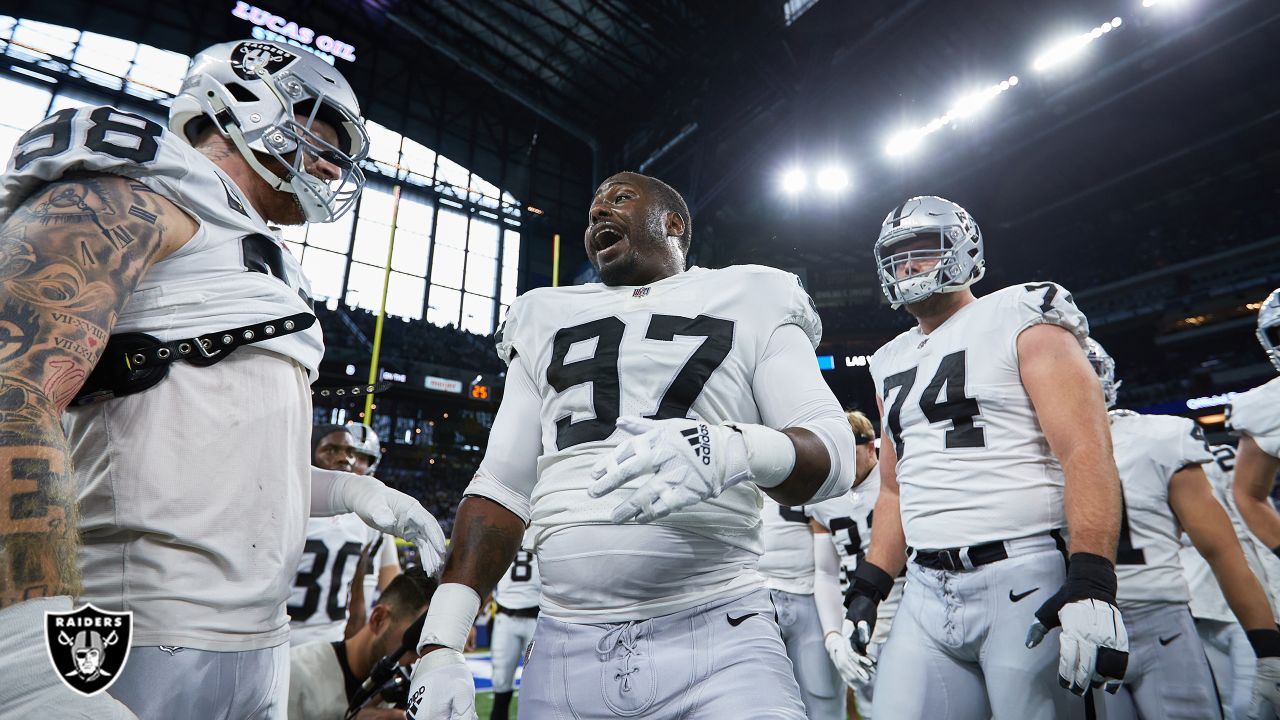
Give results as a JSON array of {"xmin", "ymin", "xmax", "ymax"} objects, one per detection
[{"xmin": 203, "ymin": 87, "xmax": 297, "ymax": 196}]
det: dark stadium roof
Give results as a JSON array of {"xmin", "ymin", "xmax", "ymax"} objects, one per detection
[{"xmin": 14, "ymin": 0, "xmax": 1280, "ymax": 283}]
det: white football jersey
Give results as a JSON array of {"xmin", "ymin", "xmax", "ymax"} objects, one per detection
[
  {"xmin": 288, "ymin": 641, "xmax": 347, "ymax": 720},
  {"xmin": 495, "ymin": 265, "xmax": 823, "ymax": 621},
  {"xmin": 493, "ymin": 546, "xmax": 542, "ymax": 610},
  {"xmin": 807, "ymin": 473, "xmax": 870, "ymax": 594},
  {"xmin": 1182, "ymin": 445, "xmax": 1280, "ymax": 622},
  {"xmin": 0, "ymin": 105, "xmax": 323, "ymax": 374},
  {"xmin": 1109, "ymin": 410, "xmax": 1214, "ymax": 605},
  {"xmin": 1228, "ymin": 377, "xmax": 1280, "ymax": 457},
  {"xmin": 758, "ymin": 497, "xmax": 816, "ymax": 595},
  {"xmin": 289, "ymin": 515, "xmax": 380, "ymax": 646},
  {"xmin": 869, "ymin": 282, "xmax": 1088, "ymax": 548}
]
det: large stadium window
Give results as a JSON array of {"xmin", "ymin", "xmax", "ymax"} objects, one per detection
[
  {"xmin": 435, "ymin": 154, "xmax": 470, "ymax": 193},
  {"xmin": 126, "ymin": 44, "xmax": 188, "ymax": 100},
  {"xmin": 386, "ymin": 272, "xmax": 426, "ymax": 320},
  {"xmin": 460, "ymin": 292, "xmax": 494, "ymax": 336},
  {"xmin": 465, "ymin": 220, "xmax": 499, "ymax": 298},
  {"xmin": 301, "ymin": 247, "xmax": 347, "ymax": 301},
  {"xmin": 399, "ymin": 137, "xmax": 436, "ymax": 185},
  {"xmin": 0, "ymin": 16, "xmax": 523, "ymax": 342},
  {"xmin": 392, "ymin": 194, "xmax": 433, "ymax": 276},
  {"xmin": 427, "ymin": 286, "xmax": 462, "ymax": 328},
  {"xmin": 73, "ymin": 32, "xmax": 135, "ymax": 90},
  {"xmin": 0, "ymin": 76, "xmax": 51, "ymax": 167},
  {"xmin": 10, "ymin": 19, "xmax": 79, "ymax": 63},
  {"xmin": 501, "ymin": 229, "xmax": 521, "ymax": 307},
  {"xmin": 345, "ymin": 262, "xmax": 384, "ymax": 314},
  {"xmin": 304, "ymin": 208, "xmax": 356, "ymax": 255}
]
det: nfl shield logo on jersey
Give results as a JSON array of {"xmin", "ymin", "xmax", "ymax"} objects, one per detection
[
  {"xmin": 633, "ymin": 287, "xmax": 650, "ymax": 298},
  {"xmin": 44, "ymin": 604, "xmax": 133, "ymax": 697}
]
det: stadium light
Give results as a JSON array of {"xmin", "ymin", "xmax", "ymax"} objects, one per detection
[
  {"xmin": 885, "ymin": 130, "xmax": 923, "ymax": 157},
  {"xmin": 816, "ymin": 166, "xmax": 850, "ymax": 192},
  {"xmin": 780, "ymin": 168, "xmax": 807, "ymax": 194},
  {"xmin": 884, "ymin": 74, "xmax": 1020, "ymax": 157},
  {"xmin": 1033, "ymin": 17, "xmax": 1123, "ymax": 72}
]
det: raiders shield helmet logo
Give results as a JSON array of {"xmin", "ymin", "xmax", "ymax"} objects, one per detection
[
  {"xmin": 44, "ymin": 604, "xmax": 133, "ymax": 697},
  {"xmin": 230, "ymin": 40, "xmax": 299, "ymax": 81}
]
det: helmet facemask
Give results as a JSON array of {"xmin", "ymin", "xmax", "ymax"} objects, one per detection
[
  {"xmin": 1258, "ymin": 289, "xmax": 1280, "ymax": 373},
  {"xmin": 254, "ymin": 77, "xmax": 368, "ymax": 223}
]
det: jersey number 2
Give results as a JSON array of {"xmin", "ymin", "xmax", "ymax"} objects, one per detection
[
  {"xmin": 882, "ymin": 350, "xmax": 986, "ymax": 458},
  {"xmin": 547, "ymin": 314, "xmax": 734, "ymax": 450}
]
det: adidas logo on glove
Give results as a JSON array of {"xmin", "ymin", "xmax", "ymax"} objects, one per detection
[{"xmin": 681, "ymin": 424, "xmax": 713, "ymax": 465}]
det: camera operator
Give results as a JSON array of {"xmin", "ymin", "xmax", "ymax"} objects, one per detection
[{"xmin": 290, "ymin": 568, "xmax": 437, "ymax": 719}]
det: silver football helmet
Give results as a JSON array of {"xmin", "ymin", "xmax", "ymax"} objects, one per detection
[
  {"xmin": 1259, "ymin": 287, "xmax": 1280, "ymax": 373},
  {"xmin": 874, "ymin": 196, "xmax": 985, "ymax": 308},
  {"xmin": 169, "ymin": 40, "xmax": 369, "ymax": 223},
  {"xmin": 346, "ymin": 422, "xmax": 381, "ymax": 473},
  {"xmin": 1084, "ymin": 338, "xmax": 1120, "ymax": 409}
]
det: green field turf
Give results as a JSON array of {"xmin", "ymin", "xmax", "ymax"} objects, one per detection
[{"xmin": 473, "ymin": 689, "xmax": 517, "ymax": 719}]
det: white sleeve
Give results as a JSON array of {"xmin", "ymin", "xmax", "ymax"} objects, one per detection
[
  {"xmin": 752, "ymin": 323, "xmax": 855, "ymax": 503},
  {"xmin": 309, "ymin": 466, "xmax": 355, "ymax": 517},
  {"xmin": 463, "ymin": 353, "xmax": 543, "ymax": 523},
  {"xmin": 813, "ymin": 533, "xmax": 845, "ymax": 637}
]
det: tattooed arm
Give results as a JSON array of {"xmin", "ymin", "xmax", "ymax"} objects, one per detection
[{"xmin": 0, "ymin": 174, "xmax": 196, "ymax": 609}]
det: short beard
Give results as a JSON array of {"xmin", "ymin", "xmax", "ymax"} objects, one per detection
[
  {"xmin": 262, "ymin": 190, "xmax": 307, "ymax": 226},
  {"xmin": 596, "ymin": 250, "xmax": 638, "ymax": 286},
  {"xmin": 904, "ymin": 290, "xmax": 954, "ymax": 319}
]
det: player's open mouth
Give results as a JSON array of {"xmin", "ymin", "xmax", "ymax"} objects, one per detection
[{"xmin": 592, "ymin": 223, "xmax": 627, "ymax": 261}]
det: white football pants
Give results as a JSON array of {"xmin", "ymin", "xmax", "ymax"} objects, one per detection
[
  {"xmin": 518, "ymin": 588, "xmax": 805, "ymax": 719},
  {"xmin": 873, "ymin": 536, "xmax": 1107, "ymax": 719}
]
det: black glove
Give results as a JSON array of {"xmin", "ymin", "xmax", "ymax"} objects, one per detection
[
  {"xmin": 844, "ymin": 561, "xmax": 894, "ymax": 655},
  {"xmin": 1025, "ymin": 553, "xmax": 1129, "ymax": 694}
]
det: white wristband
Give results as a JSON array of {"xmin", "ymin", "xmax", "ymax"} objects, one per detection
[
  {"xmin": 416, "ymin": 583, "xmax": 481, "ymax": 654},
  {"xmin": 730, "ymin": 422, "xmax": 796, "ymax": 489}
]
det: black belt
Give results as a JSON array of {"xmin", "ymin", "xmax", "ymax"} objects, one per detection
[
  {"xmin": 73, "ymin": 313, "xmax": 317, "ymax": 406},
  {"xmin": 496, "ymin": 604, "xmax": 539, "ymax": 619},
  {"xmin": 912, "ymin": 540, "xmax": 1008, "ymax": 572}
]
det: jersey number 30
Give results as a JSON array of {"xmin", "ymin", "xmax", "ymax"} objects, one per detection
[{"xmin": 547, "ymin": 314, "xmax": 734, "ymax": 450}]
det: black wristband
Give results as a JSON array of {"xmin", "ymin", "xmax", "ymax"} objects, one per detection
[
  {"xmin": 1247, "ymin": 628, "xmax": 1280, "ymax": 658},
  {"xmin": 850, "ymin": 561, "xmax": 894, "ymax": 601},
  {"xmin": 1271, "ymin": 545, "xmax": 1280, "ymax": 562},
  {"xmin": 1063, "ymin": 552, "xmax": 1118, "ymax": 606}
]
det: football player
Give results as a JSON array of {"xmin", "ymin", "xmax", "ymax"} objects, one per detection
[
  {"xmin": 290, "ymin": 425, "xmax": 404, "ymax": 645},
  {"xmin": 807, "ymin": 410, "xmax": 902, "ymax": 718},
  {"xmin": 1180, "ymin": 441, "xmax": 1279, "ymax": 719},
  {"xmin": 1086, "ymin": 339, "xmax": 1280, "ymax": 718},
  {"xmin": 405, "ymin": 171, "xmax": 856, "ymax": 719},
  {"xmin": 1232, "ymin": 289, "xmax": 1280, "ymax": 563},
  {"xmin": 289, "ymin": 566, "xmax": 437, "ymax": 720},
  {"xmin": 346, "ymin": 423, "xmax": 404, "ymax": 631},
  {"xmin": 488, "ymin": 529, "xmax": 541, "ymax": 720},
  {"xmin": 0, "ymin": 40, "xmax": 444, "ymax": 719},
  {"xmin": 847, "ymin": 196, "xmax": 1127, "ymax": 719},
  {"xmin": 759, "ymin": 493, "xmax": 862, "ymax": 718}
]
